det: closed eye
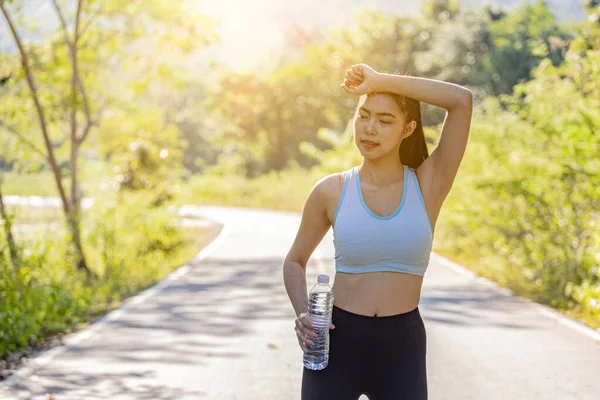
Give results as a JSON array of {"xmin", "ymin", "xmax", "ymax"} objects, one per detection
[{"xmin": 359, "ymin": 115, "xmax": 391, "ymax": 124}]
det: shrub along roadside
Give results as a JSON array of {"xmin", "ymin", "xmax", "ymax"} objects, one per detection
[{"xmin": 0, "ymin": 192, "xmax": 221, "ymax": 375}]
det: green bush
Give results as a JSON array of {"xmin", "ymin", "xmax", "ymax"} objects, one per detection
[
  {"xmin": 435, "ymin": 50, "xmax": 600, "ymax": 322},
  {"xmin": 0, "ymin": 189, "xmax": 197, "ymax": 360},
  {"xmin": 0, "ymin": 241, "xmax": 89, "ymax": 359},
  {"xmin": 85, "ymin": 190, "xmax": 189, "ymax": 307}
]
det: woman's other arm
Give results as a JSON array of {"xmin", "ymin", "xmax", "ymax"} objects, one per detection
[
  {"xmin": 284, "ymin": 174, "xmax": 338, "ymax": 351},
  {"xmin": 283, "ymin": 175, "xmax": 335, "ymax": 317}
]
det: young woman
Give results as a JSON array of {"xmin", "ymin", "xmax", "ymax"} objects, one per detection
[{"xmin": 283, "ymin": 63, "xmax": 473, "ymax": 399}]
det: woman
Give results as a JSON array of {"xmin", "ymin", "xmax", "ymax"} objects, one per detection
[{"xmin": 283, "ymin": 63, "xmax": 473, "ymax": 399}]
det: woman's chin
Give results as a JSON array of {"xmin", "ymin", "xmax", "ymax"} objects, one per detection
[
  {"xmin": 361, "ymin": 152, "xmax": 381, "ymax": 160},
  {"xmin": 357, "ymin": 146, "xmax": 378, "ymax": 157}
]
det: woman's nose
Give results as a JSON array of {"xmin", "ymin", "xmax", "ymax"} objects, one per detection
[{"xmin": 365, "ymin": 120, "xmax": 377, "ymax": 135}]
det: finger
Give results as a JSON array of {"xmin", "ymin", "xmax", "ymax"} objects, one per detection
[
  {"xmin": 345, "ymin": 70, "xmax": 363, "ymax": 85},
  {"xmin": 299, "ymin": 315, "xmax": 314, "ymax": 330},
  {"xmin": 352, "ymin": 65, "xmax": 364, "ymax": 77},
  {"xmin": 344, "ymin": 79, "xmax": 363, "ymax": 92},
  {"xmin": 340, "ymin": 84, "xmax": 356, "ymax": 94},
  {"xmin": 349, "ymin": 66, "xmax": 364, "ymax": 77},
  {"xmin": 301, "ymin": 324, "xmax": 318, "ymax": 339},
  {"xmin": 297, "ymin": 317, "xmax": 311, "ymax": 329},
  {"xmin": 296, "ymin": 325, "xmax": 317, "ymax": 341},
  {"xmin": 346, "ymin": 70, "xmax": 363, "ymax": 82},
  {"xmin": 345, "ymin": 75, "xmax": 361, "ymax": 86},
  {"xmin": 297, "ymin": 330, "xmax": 315, "ymax": 347},
  {"xmin": 344, "ymin": 78, "xmax": 361, "ymax": 88},
  {"xmin": 347, "ymin": 70, "xmax": 363, "ymax": 82},
  {"xmin": 300, "ymin": 340, "xmax": 309, "ymax": 352},
  {"xmin": 345, "ymin": 75, "xmax": 362, "ymax": 87},
  {"xmin": 298, "ymin": 320, "xmax": 318, "ymax": 339},
  {"xmin": 330, "ymin": 323, "xmax": 335, "ymax": 330}
]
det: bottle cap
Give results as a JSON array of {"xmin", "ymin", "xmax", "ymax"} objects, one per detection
[{"xmin": 317, "ymin": 274, "xmax": 329, "ymax": 284}]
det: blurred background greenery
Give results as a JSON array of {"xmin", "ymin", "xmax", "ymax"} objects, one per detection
[{"xmin": 0, "ymin": 0, "xmax": 599, "ymax": 363}]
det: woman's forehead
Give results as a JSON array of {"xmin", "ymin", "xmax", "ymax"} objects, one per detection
[{"xmin": 359, "ymin": 93, "xmax": 401, "ymax": 114}]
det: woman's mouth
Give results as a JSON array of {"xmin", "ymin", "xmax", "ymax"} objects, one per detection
[{"xmin": 361, "ymin": 139, "xmax": 379, "ymax": 149}]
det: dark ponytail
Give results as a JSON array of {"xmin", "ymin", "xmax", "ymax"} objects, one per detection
[{"xmin": 394, "ymin": 94, "xmax": 429, "ymax": 170}]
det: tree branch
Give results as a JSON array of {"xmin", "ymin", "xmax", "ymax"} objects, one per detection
[
  {"xmin": 52, "ymin": 0, "xmax": 79, "ymax": 207},
  {"xmin": 78, "ymin": 3, "xmax": 102, "ymax": 39},
  {"xmin": 74, "ymin": 0, "xmax": 94, "ymax": 145},
  {"xmin": 51, "ymin": 0, "xmax": 73, "ymax": 44},
  {"xmin": 51, "ymin": 0, "xmax": 93, "ymax": 146},
  {"xmin": 0, "ymin": 121, "xmax": 48, "ymax": 160},
  {"xmin": 0, "ymin": 2, "xmax": 70, "ymax": 215}
]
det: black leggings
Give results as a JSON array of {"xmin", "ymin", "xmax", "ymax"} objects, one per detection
[{"xmin": 301, "ymin": 305, "xmax": 427, "ymax": 400}]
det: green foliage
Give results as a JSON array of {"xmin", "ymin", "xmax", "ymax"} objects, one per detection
[
  {"xmin": 0, "ymin": 190, "xmax": 204, "ymax": 360},
  {"xmin": 436, "ymin": 47, "xmax": 600, "ymax": 320},
  {"xmin": 0, "ymin": 239, "xmax": 90, "ymax": 359},
  {"xmin": 85, "ymin": 191, "xmax": 189, "ymax": 304},
  {"xmin": 97, "ymin": 106, "xmax": 184, "ymax": 192},
  {"xmin": 421, "ymin": 0, "xmax": 461, "ymax": 21},
  {"xmin": 200, "ymin": 2, "xmax": 569, "ymax": 175},
  {"xmin": 474, "ymin": 1, "xmax": 571, "ymax": 95},
  {"xmin": 179, "ymin": 164, "xmax": 322, "ymax": 212}
]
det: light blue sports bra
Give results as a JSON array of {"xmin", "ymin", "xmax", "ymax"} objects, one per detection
[{"xmin": 333, "ymin": 165, "xmax": 434, "ymax": 277}]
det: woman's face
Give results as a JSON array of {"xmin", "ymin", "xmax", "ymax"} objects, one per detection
[{"xmin": 354, "ymin": 93, "xmax": 411, "ymax": 160}]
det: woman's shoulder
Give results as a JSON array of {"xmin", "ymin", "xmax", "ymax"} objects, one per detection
[{"xmin": 312, "ymin": 168, "xmax": 355, "ymax": 200}]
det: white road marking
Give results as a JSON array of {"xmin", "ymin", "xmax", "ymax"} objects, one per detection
[{"xmin": 430, "ymin": 252, "xmax": 600, "ymax": 341}]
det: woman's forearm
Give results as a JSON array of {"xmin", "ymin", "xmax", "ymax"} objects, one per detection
[
  {"xmin": 373, "ymin": 73, "xmax": 472, "ymax": 111},
  {"xmin": 283, "ymin": 259, "xmax": 308, "ymax": 317}
]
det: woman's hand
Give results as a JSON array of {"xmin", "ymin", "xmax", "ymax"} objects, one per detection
[
  {"xmin": 340, "ymin": 63, "xmax": 380, "ymax": 95},
  {"xmin": 295, "ymin": 313, "xmax": 335, "ymax": 352}
]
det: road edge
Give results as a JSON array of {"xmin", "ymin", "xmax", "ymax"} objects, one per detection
[
  {"xmin": 431, "ymin": 252, "xmax": 600, "ymax": 342},
  {"xmin": 0, "ymin": 212, "xmax": 230, "ymax": 392}
]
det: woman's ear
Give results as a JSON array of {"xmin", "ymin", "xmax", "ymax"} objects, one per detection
[{"xmin": 404, "ymin": 121, "xmax": 417, "ymax": 138}]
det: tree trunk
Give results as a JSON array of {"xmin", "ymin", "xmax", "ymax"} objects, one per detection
[
  {"xmin": 67, "ymin": 208, "xmax": 93, "ymax": 281},
  {"xmin": 0, "ymin": 175, "xmax": 19, "ymax": 270},
  {"xmin": 68, "ymin": 147, "xmax": 94, "ymax": 281}
]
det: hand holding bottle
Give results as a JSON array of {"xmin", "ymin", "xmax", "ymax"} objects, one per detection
[{"xmin": 295, "ymin": 312, "xmax": 335, "ymax": 352}]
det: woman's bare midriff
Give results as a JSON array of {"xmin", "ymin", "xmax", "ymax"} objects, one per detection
[{"xmin": 331, "ymin": 271, "xmax": 424, "ymax": 317}]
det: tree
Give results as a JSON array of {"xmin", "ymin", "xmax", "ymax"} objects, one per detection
[
  {"xmin": 421, "ymin": 0, "xmax": 460, "ymax": 21},
  {"xmin": 0, "ymin": 0, "xmax": 216, "ymax": 281},
  {"xmin": 473, "ymin": 1, "xmax": 571, "ymax": 96},
  {"xmin": 0, "ymin": 0, "xmax": 106, "ymax": 280}
]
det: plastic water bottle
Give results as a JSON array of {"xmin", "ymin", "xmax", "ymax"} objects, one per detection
[{"xmin": 303, "ymin": 274, "xmax": 334, "ymax": 370}]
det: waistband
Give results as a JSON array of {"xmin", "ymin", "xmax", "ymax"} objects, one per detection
[
  {"xmin": 335, "ymin": 261, "xmax": 427, "ymax": 276},
  {"xmin": 332, "ymin": 304, "xmax": 422, "ymax": 328}
]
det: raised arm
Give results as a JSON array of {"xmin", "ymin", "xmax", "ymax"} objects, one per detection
[{"xmin": 342, "ymin": 64, "xmax": 473, "ymax": 204}]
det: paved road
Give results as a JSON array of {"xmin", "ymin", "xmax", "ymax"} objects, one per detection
[{"xmin": 1, "ymin": 206, "xmax": 599, "ymax": 399}]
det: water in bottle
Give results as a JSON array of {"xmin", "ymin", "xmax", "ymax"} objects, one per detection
[{"xmin": 303, "ymin": 274, "xmax": 334, "ymax": 370}]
